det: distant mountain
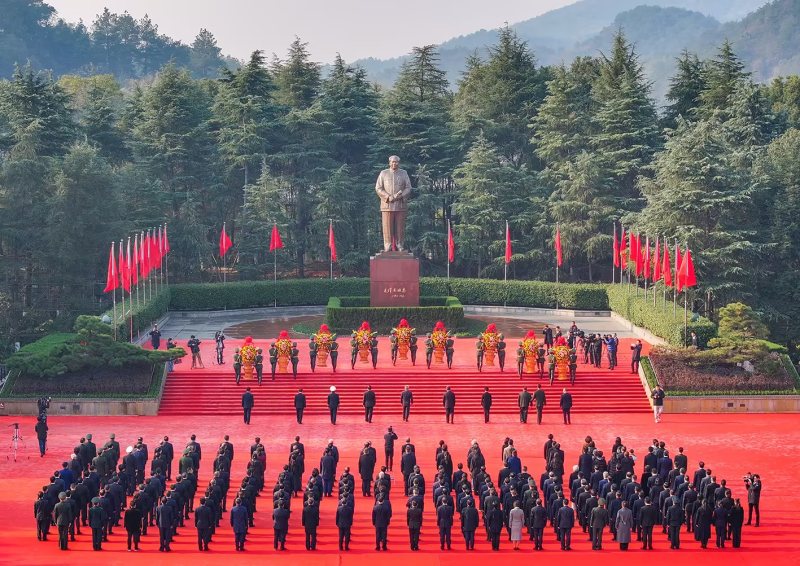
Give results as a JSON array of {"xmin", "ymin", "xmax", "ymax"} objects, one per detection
[{"xmin": 349, "ymin": 0, "xmax": 772, "ymax": 95}]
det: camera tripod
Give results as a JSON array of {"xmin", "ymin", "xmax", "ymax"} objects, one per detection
[{"xmin": 8, "ymin": 422, "xmax": 26, "ymax": 462}]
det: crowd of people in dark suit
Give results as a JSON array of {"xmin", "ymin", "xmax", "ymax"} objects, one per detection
[{"xmin": 31, "ymin": 427, "xmax": 760, "ymax": 553}]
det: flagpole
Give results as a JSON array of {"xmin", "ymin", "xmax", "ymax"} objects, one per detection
[
  {"xmin": 663, "ymin": 236, "xmax": 667, "ymax": 312},
  {"xmin": 222, "ymin": 222, "xmax": 227, "ymax": 284},
  {"xmin": 127, "ymin": 237, "xmax": 134, "ymax": 343},
  {"xmin": 160, "ymin": 225, "xmax": 165, "ymax": 291},
  {"xmin": 119, "ymin": 239, "xmax": 126, "ymax": 342},
  {"xmin": 330, "ymin": 219, "xmax": 334, "ymax": 281},
  {"xmin": 644, "ymin": 235, "xmax": 648, "ymax": 302},
  {"xmin": 620, "ymin": 224, "xmax": 624, "ymax": 287},
  {"xmin": 111, "ymin": 242, "xmax": 117, "ymax": 342},
  {"xmin": 654, "ymin": 234, "xmax": 658, "ymax": 308},
  {"xmin": 274, "ymin": 247, "xmax": 277, "ymax": 308},
  {"xmin": 164, "ymin": 224, "xmax": 169, "ymax": 287},
  {"xmin": 612, "ymin": 222, "xmax": 616, "ymax": 284},
  {"xmin": 673, "ymin": 238, "xmax": 678, "ymax": 317},
  {"xmin": 148, "ymin": 229, "xmax": 153, "ymax": 302},
  {"xmin": 555, "ymin": 222, "xmax": 560, "ymax": 310},
  {"xmin": 135, "ymin": 234, "xmax": 140, "ymax": 313},
  {"xmin": 504, "ymin": 221, "xmax": 508, "ymax": 308},
  {"xmin": 447, "ymin": 220, "xmax": 450, "ymax": 283}
]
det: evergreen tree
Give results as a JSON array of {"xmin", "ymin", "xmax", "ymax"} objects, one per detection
[
  {"xmin": 698, "ymin": 39, "xmax": 751, "ymax": 117},
  {"xmin": 663, "ymin": 49, "xmax": 707, "ymax": 128},
  {"xmin": 271, "ymin": 38, "xmax": 321, "ymax": 110},
  {"xmin": 637, "ymin": 117, "xmax": 762, "ymax": 300},
  {"xmin": 765, "ymin": 75, "xmax": 800, "ymax": 127},
  {"xmin": 190, "ymin": 28, "xmax": 223, "ymax": 79},
  {"xmin": 453, "ymin": 26, "xmax": 548, "ymax": 169}
]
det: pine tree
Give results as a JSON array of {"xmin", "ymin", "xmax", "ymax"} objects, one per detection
[{"xmin": 663, "ymin": 49, "xmax": 707, "ymax": 128}]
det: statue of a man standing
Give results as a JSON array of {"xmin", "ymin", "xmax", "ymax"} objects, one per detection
[{"xmin": 375, "ymin": 155, "xmax": 412, "ymax": 252}]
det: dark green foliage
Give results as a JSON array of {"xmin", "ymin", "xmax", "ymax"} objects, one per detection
[
  {"xmin": 6, "ymin": 315, "xmax": 184, "ymax": 378},
  {"xmin": 715, "ymin": 302, "xmax": 770, "ymax": 340},
  {"xmin": 325, "ymin": 296, "xmax": 464, "ymax": 334},
  {"xmin": 606, "ymin": 285, "xmax": 717, "ymax": 347},
  {"xmin": 105, "ymin": 288, "xmax": 172, "ymax": 343}
]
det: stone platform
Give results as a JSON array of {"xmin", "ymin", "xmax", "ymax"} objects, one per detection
[{"xmin": 369, "ymin": 250, "xmax": 419, "ymax": 307}]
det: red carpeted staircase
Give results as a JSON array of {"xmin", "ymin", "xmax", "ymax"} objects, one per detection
[{"xmin": 159, "ymin": 337, "xmax": 651, "ymax": 416}]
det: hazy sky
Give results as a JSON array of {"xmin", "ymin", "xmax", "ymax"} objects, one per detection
[{"xmin": 47, "ymin": 0, "xmax": 577, "ymax": 63}]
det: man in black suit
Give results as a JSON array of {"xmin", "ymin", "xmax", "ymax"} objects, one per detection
[
  {"xmin": 560, "ymin": 388, "xmax": 573, "ymax": 424},
  {"xmin": 667, "ymin": 498, "xmax": 683, "ymax": 548},
  {"xmin": 336, "ymin": 499, "xmax": 354, "ymax": 550},
  {"xmin": 481, "ymin": 387, "xmax": 492, "ymax": 423},
  {"xmin": 557, "ymin": 498, "xmax": 575, "ymax": 550},
  {"xmin": 384, "ymin": 426, "xmax": 398, "ymax": 471},
  {"xmin": 241, "ymin": 388, "xmax": 254, "ymax": 425},
  {"xmin": 363, "ymin": 385, "xmax": 376, "ymax": 423},
  {"xmin": 437, "ymin": 500, "xmax": 454, "ymax": 550},
  {"xmin": 294, "ymin": 388, "xmax": 306, "ymax": 424},
  {"xmin": 401, "ymin": 385, "xmax": 413, "ymax": 422},
  {"xmin": 443, "ymin": 386, "xmax": 456, "ymax": 424},
  {"xmin": 272, "ymin": 500, "xmax": 291, "ymax": 550},
  {"xmin": 461, "ymin": 498, "xmax": 479, "ymax": 550},
  {"xmin": 631, "ymin": 340, "xmax": 643, "ymax": 373},
  {"xmin": 533, "ymin": 384, "xmax": 546, "ymax": 425},
  {"xmin": 372, "ymin": 496, "xmax": 392, "ymax": 551},
  {"xmin": 487, "ymin": 501, "xmax": 505, "ymax": 550},
  {"xmin": 530, "ymin": 498, "xmax": 548, "ymax": 550},
  {"xmin": 302, "ymin": 498, "xmax": 320, "ymax": 550},
  {"xmin": 155, "ymin": 496, "xmax": 175, "ymax": 552},
  {"xmin": 407, "ymin": 499, "xmax": 423, "ymax": 550},
  {"xmin": 518, "ymin": 387, "xmax": 532, "ymax": 423},
  {"xmin": 194, "ymin": 497, "xmax": 214, "ymax": 551},
  {"xmin": 638, "ymin": 496, "xmax": 659, "ymax": 549},
  {"xmin": 327, "ymin": 386, "xmax": 340, "ymax": 425}
]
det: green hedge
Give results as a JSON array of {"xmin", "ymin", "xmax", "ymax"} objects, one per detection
[
  {"xmin": 326, "ymin": 296, "xmax": 465, "ymax": 334},
  {"xmin": 420, "ymin": 278, "xmax": 609, "ymax": 309},
  {"xmin": 170, "ymin": 279, "xmax": 370, "ymax": 310},
  {"xmin": 104, "ymin": 287, "xmax": 171, "ymax": 342},
  {"xmin": 606, "ymin": 285, "xmax": 717, "ymax": 347}
]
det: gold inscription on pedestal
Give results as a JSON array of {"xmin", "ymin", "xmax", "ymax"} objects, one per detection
[{"xmin": 383, "ymin": 286, "xmax": 407, "ymax": 299}]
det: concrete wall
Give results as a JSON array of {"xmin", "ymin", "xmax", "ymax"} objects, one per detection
[{"xmin": 663, "ymin": 396, "xmax": 800, "ymax": 413}]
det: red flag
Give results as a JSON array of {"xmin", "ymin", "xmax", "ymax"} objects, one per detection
[
  {"xmin": 447, "ymin": 221, "xmax": 455, "ymax": 263},
  {"xmin": 635, "ymin": 234, "xmax": 644, "ymax": 277},
  {"xmin": 150, "ymin": 228, "xmax": 160, "ymax": 266},
  {"xmin": 131, "ymin": 235, "xmax": 139, "ymax": 286},
  {"xmin": 555, "ymin": 225, "xmax": 563, "ymax": 267},
  {"xmin": 679, "ymin": 249, "xmax": 697, "ymax": 289},
  {"xmin": 329, "ymin": 220, "xmax": 337, "ymax": 262},
  {"xmin": 103, "ymin": 243, "xmax": 118, "ymax": 292},
  {"xmin": 144, "ymin": 231, "xmax": 152, "ymax": 274},
  {"xmin": 620, "ymin": 227, "xmax": 627, "ymax": 268},
  {"xmin": 504, "ymin": 222, "xmax": 512, "ymax": 264},
  {"xmin": 653, "ymin": 238, "xmax": 661, "ymax": 281},
  {"xmin": 675, "ymin": 245, "xmax": 684, "ymax": 292},
  {"xmin": 220, "ymin": 224, "xmax": 232, "ymax": 257},
  {"xmin": 157, "ymin": 226, "xmax": 164, "ymax": 260},
  {"xmin": 164, "ymin": 224, "xmax": 170, "ymax": 253},
  {"xmin": 662, "ymin": 244, "xmax": 672, "ymax": 287},
  {"xmin": 270, "ymin": 224, "xmax": 283, "ymax": 252},
  {"xmin": 140, "ymin": 231, "xmax": 147, "ymax": 279},
  {"xmin": 643, "ymin": 235, "xmax": 651, "ymax": 280},
  {"xmin": 119, "ymin": 242, "xmax": 130, "ymax": 293},
  {"xmin": 613, "ymin": 226, "xmax": 620, "ymax": 268},
  {"xmin": 629, "ymin": 232, "xmax": 637, "ymax": 271}
]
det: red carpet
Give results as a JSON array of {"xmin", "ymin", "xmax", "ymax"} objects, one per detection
[
  {"xmin": 159, "ymin": 338, "xmax": 652, "ymax": 416},
  {"xmin": 0, "ymin": 412, "xmax": 794, "ymax": 565}
]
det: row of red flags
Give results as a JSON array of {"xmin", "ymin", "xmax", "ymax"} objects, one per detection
[
  {"xmin": 104, "ymin": 226, "xmax": 170, "ymax": 293},
  {"xmin": 220, "ymin": 223, "xmax": 335, "ymax": 260},
  {"xmin": 613, "ymin": 227, "xmax": 697, "ymax": 291}
]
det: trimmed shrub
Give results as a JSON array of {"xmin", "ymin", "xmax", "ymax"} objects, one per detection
[
  {"xmin": 606, "ymin": 285, "xmax": 717, "ymax": 347},
  {"xmin": 326, "ymin": 296, "xmax": 465, "ymax": 334},
  {"xmin": 420, "ymin": 278, "xmax": 608, "ymax": 309}
]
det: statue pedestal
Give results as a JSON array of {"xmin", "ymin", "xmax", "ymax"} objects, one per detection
[{"xmin": 370, "ymin": 251, "xmax": 419, "ymax": 307}]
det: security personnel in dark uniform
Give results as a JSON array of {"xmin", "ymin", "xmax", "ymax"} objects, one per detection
[
  {"xmin": 269, "ymin": 343, "xmax": 278, "ymax": 380},
  {"xmin": 309, "ymin": 339, "xmax": 317, "ymax": 372},
  {"xmin": 481, "ymin": 387, "xmax": 492, "ymax": 423},
  {"xmin": 476, "ymin": 339, "xmax": 485, "ymax": 371},
  {"xmin": 445, "ymin": 337, "xmax": 455, "ymax": 369},
  {"xmin": 547, "ymin": 350, "xmax": 556, "ymax": 385},
  {"xmin": 569, "ymin": 349, "xmax": 578, "ymax": 385},
  {"xmin": 409, "ymin": 334, "xmax": 418, "ymax": 365},
  {"xmin": 290, "ymin": 342, "xmax": 300, "ymax": 378},
  {"xmin": 255, "ymin": 349, "xmax": 264, "ymax": 385},
  {"xmin": 350, "ymin": 338, "xmax": 358, "ymax": 369},
  {"xmin": 233, "ymin": 349, "xmax": 242, "ymax": 385},
  {"xmin": 390, "ymin": 331, "xmax": 399, "ymax": 365},
  {"xmin": 537, "ymin": 344, "xmax": 546, "ymax": 378}
]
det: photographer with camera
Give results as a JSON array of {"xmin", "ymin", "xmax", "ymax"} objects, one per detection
[
  {"xmin": 744, "ymin": 473, "xmax": 761, "ymax": 527},
  {"xmin": 37, "ymin": 396, "xmax": 51, "ymax": 419},
  {"xmin": 215, "ymin": 331, "xmax": 226, "ymax": 365}
]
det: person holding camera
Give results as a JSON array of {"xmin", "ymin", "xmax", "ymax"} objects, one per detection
[
  {"xmin": 149, "ymin": 325, "xmax": 162, "ymax": 350},
  {"xmin": 187, "ymin": 335, "xmax": 203, "ymax": 369},
  {"xmin": 744, "ymin": 474, "xmax": 761, "ymax": 527}
]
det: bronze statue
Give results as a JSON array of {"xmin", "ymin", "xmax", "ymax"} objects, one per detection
[{"xmin": 375, "ymin": 155, "xmax": 412, "ymax": 251}]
